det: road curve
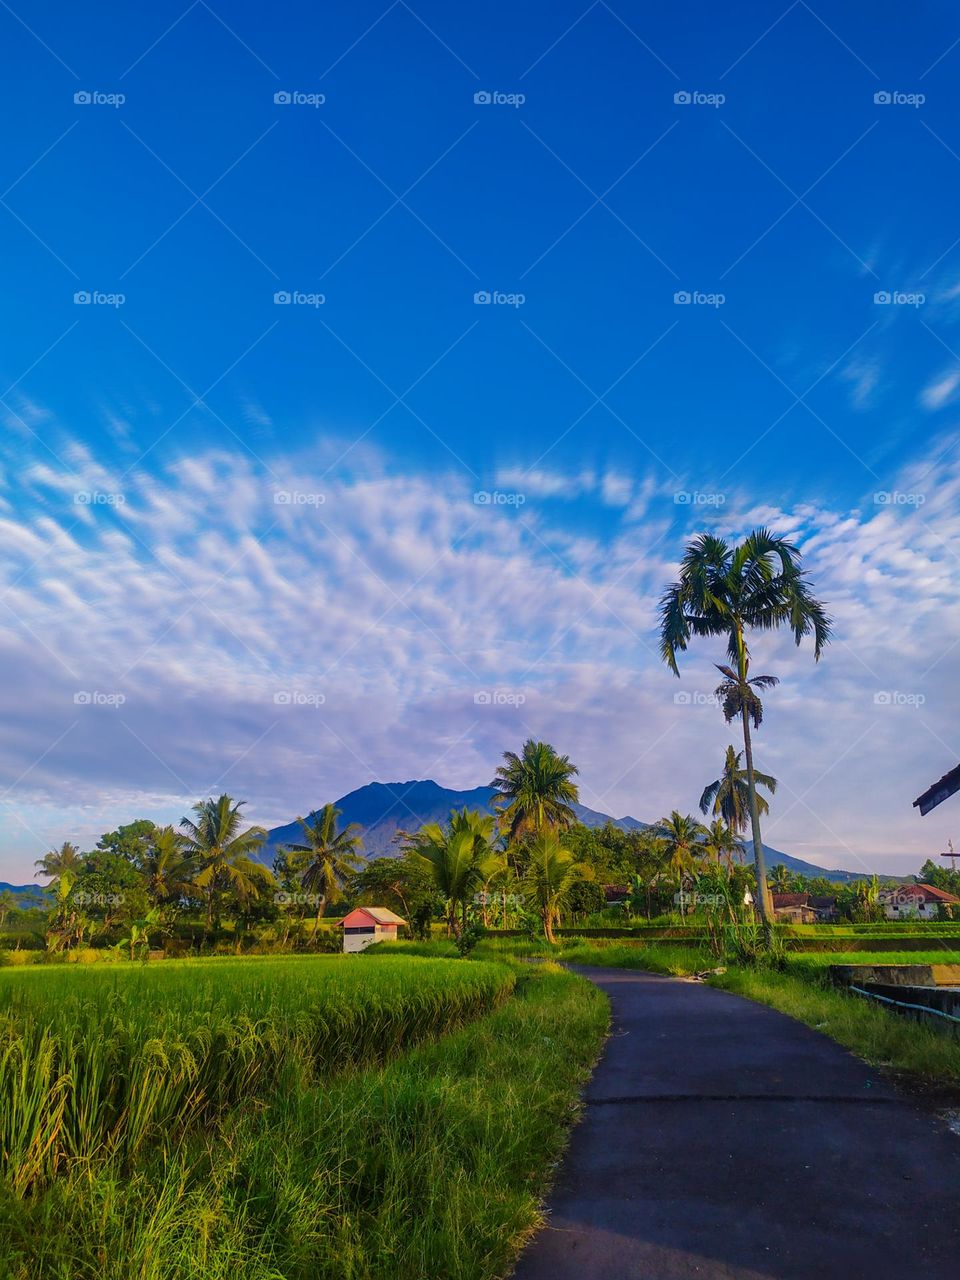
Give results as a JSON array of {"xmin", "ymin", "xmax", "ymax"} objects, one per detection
[{"xmin": 512, "ymin": 967, "xmax": 960, "ymax": 1280}]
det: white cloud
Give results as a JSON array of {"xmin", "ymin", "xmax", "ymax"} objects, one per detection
[{"xmin": 920, "ymin": 368, "xmax": 960, "ymax": 411}]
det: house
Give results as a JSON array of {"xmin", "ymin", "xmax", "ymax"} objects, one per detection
[
  {"xmin": 879, "ymin": 883, "xmax": 959, "ymax": 921},
  {"xmin": 809, "ymin": 895, "xmax": 839, "ymax": 923},
  {"xmin": 603, "ymin": 884, "xmax": 628, "ymax": 904},
  {"xmin": 771, "ymin": 892, "xmax": 818, "ymax": 923},
  {"xmin": 340, "ymin": 906, "xmax": 407, "ymax": 952}
]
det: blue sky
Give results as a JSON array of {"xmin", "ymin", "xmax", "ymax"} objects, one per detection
[{"xmin": 3, "ymin": 0, "xmax": 960, "ymax": 878}]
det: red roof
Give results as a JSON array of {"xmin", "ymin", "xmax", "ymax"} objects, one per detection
[
  {"xmin": 881, "ymin": 883, "xmax": 960, "ymax": 904},
  {"xmin": 772, "ymin": 893, "xmax": 810, "ymax": 908}
]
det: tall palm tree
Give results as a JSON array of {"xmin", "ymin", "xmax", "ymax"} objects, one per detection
[
  {"xmin": 139, "ymin": 826, "xmax": 193, "ymax": 906},
  {"xmin": 659, "ymin": 528, "xmax": 830, "ymax": 931},
  {"xmin": 700, "ymin": 746, "xmax": 777, "ymax": 836},
  {"xmin": 284, "ymin": 804, "xmax": 364, "ymax": 934},
  {"xmin": 490, "ymin": 739, "xmax": 579, "ymax": 840},
  {"xmin": 521, "ymin": 833, "xmax": 589, "ymax": 944},
  {"xmin": 35, "ymin": 841, "xmax": 82, "ymax": 881},
  {"xmin": 180, "ymin": 795, "xmax": 271, "ymax": 929},
  {"xmin": 654, "ymin": 812, "xmax": 708, "ymax": 901},
  {"xmin": 408, "ymin": 808, "xmax": 502, "ymax": 937},
  {"xmin": 701, "ymin": 817, "xmax": 744, "ymax": 872}
]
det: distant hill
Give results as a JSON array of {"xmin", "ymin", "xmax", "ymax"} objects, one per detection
[
  {"xmin": 0, "ymin": 881, "xmax": 45, "ymax": 897},
  {"xmin": 257, "ymin": 779, "xmax": 887, "ymax": 882}
]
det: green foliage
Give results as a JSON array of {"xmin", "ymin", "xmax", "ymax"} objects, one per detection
[{"xmin": 490, "ymin": 739, "xmax": 579, "ymax": 840}]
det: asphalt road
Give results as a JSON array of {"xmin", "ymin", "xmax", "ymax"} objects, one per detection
[{"xmin": 512, "ymin": 967, "xmax": 960, "ymax": 1280}]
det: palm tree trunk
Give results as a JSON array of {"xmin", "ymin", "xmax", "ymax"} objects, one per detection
[
  {"xmin": 740, "ymin": 709, "xmax": 773, "ymax": 939},
  {"xmin": 543, "ymin": 907, "xmax": 555, "ymax": 944}
]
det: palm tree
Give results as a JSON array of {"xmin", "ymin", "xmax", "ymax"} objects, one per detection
[
  {"xmin": 700, "ymin": 746, "xmax": 777, "ymax": 837},
  {"xmin": 35, "ymin": 841, "xmax": 82, "ymax": 881},
  {"xmin": 768, "ymin": 863, "xmax": 793, "ymax": 893},
  {"xmin": 490, "ymin": 739, "xmax": 579, "ymax": 841},
  {"xmin": 283, "ymin": 804, "xmax": 364, "ymax": 935},
  {"xmin": 654, "ymin": 812, "xmax": 708, "ymax": 903},
  {"xmin": 521, "ymin": 833, "xmax": 589, "ymax": 944},
  {"xmin": 701, "ymin": 817, "xmax": 743, "ymax": 872},
  {"xmin": 140, "ymin": 826, "xmax": 193, "ymax": 906},
  {"xmin": 408, "ymin": 808, "xmax": 502, "ymax": 937},
  {"xmin": 659, "ymin": 528, "xmax": 831, "ymax": 931},
  {"xmin": 180, "ymin": 795, "xmax": 271, "ymax": 929}
]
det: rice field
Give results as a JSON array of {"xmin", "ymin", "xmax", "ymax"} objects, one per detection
[{"xmin": 0, "ymin": 954, "xmax": 515, "ymax": 1194}]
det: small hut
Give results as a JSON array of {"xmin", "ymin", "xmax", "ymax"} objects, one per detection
[{"xmin": 341, "ymin": 906, "xmax": 407, "ymax": 953}]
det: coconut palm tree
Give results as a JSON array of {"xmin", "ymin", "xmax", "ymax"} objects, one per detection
[
  {"xmin": 35, "ymin": 841, "xmax": 82, "ymax": 881},
  {"xmin": 140, "ymin": 826, "xmax": 193, "ymax": 907},
  {"xmin": 654, "ymin": 811, "xmax": 708, "ymax": 904},
  {"xmin": 701, "ymin": 817, "xmax": 744, "ymax": 872},
  {"xmin": 521, "ymin": 833, "xmax": 589, "ymax": 944},
  {"xmin": 490, "ymin": 739, "xmax": 580, "ymax": 840},
  {"xmin": 180, "ymin": 795, "xmax": 271, "ymax": 929},
  {"xmin": 700, "ymin": 746, "xmax": 777, "ymax": 836},
  {"xmin": 659, "ymin": 528, "xmax": 830, "ymax": 931},
  {"xmin": 283, "ymin": 803, "xmax": 364, "ymax": 935},
  {"xmin": 768, "ymin": 863, "xmax": 793, "ymax": 893},
  {"xmin": 408, "ymin": 808, "xmax": 502, "ymax": 937}
]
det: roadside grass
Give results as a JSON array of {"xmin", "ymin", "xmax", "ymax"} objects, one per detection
[
  {"xmin": 0, "ymin": 955, "xmax": 515, "ymax": 1193},
  {"xmin": 785, "ymin": 950, "xmax": 960, "ymax": 970},
  {"xmin": 0, "ymin": 960, "xmax": 609, "ymax": 1280},
  {"xmin": 710, "ymin": 966, "xmax": 960, "ymax": 1086}
]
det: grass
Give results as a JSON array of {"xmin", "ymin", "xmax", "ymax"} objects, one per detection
[
  {"xmin": 784, "ymin": 949, "xmax": 960, "ymax": 970},
  {"xmin": 0, "ymin": 957, "xmax": 608, "ymax": 1280},
  {"xmin": 0, "ymin": 954, "xmax": 515, "ymax": 1194}
]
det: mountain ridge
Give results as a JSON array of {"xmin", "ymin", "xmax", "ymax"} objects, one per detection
[{"xmin": 258, "ymin": 778, "xmax": 881, "ymax": 883}]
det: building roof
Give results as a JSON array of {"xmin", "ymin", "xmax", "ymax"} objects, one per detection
[
  {"xmin": 880, "ymin": 883, "xmax": 960, "ymax": 904},
  {"xmin": 341, "ymin": 906, "xmax": 407, "ymax": 928},
  {"xmin": 913, "ymin": 763, "xmax": 960, "ymax": 815},
  {"xmin": 809, "ymin": 896, "xmax": 837, "ymax": 909},
  {"xmin": 771, "ymin": 893, "xmax": 810, "ymax": 908}
]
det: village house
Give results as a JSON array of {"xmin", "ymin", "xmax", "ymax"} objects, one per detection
[
  {"xmin": 879, "ymin": 883, "xmax": 959, "ymax": 921},
  {"xmin": 340, "ymin": 906, "xmax": 407, "ymax": 953}
]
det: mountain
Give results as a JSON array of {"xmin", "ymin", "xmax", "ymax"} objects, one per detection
[
  {"xmin": 0, "ymin": 882, "xmax": 45, "ymax": 897},
  {"xmin": 257, "ymin": 779, "xmax": 882, "ymax": 882}
]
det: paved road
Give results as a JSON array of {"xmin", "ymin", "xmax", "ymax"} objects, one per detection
[{"xmin": 513, "ymin": 968, "xmax": 960, "ymax": 1280}]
